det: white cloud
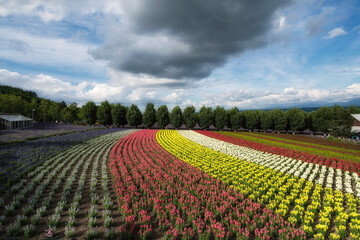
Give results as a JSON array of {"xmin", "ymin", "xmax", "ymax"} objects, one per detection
[
  {"xmin": 0, "ymin": 69, "xmax": 123, "ymax": 104},
  {"xmin": 1, "ymin": 68, "xmax": 360, "ymax": 110},
  {"xmin": 279, "ymin": 16, "xmax": 286, "ymax": 29},
  {"xmin": 0, "ymin": 27, "xmax": 105, "ymax": 76},
  {"xmin": 107, "ymin": 69, "xmax": 189, "ymax": 88},
  {"xmin": 0, "ymin": 0, "xmax": 124, "ymax": 22},
  {"xmin": 324, "ymin": 27, "xmax": 347, "ymax": 39}
]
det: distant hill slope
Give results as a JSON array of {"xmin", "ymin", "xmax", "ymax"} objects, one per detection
[{"xmin": 0, "ymin": 85, "xmax": 38, "ymax": 102}]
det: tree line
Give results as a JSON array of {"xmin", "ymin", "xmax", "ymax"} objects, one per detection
[{"xmin": 1, "ymin": 85, "xmax": 359, "ymax": 137}]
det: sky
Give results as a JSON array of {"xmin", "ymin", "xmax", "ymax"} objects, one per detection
[{"xmin": 0, "ymin": 0, "xmax": 359, "ymax": 110}]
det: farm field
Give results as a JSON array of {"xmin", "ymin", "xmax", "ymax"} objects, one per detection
[
  {"xmin": 0, "ymin": 123, "xmax": 103, "ymax": 144},
  {"xmin": 0, "ymin": 127, "xmax": 126, "ymax": 192},
  {"xmin": 0, "ymin": 129, "xmax": 359, "ymax": 239}
]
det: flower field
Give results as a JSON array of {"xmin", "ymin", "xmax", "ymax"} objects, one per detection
[
  {"xmin": 0, "ymin": 127, "xmax": 125, "ymax": 192},
  {"xmin": 1, "ymin": 129, "xmax": 359, "ymax": 239},
  {"xmin": 0, "ymin": 129, "xmax": 137, "ymax": 239}
]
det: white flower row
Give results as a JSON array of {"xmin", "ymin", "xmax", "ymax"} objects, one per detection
[{"xmin": 177, "ymin": 130, "xmax": 358, "ymax": 197}]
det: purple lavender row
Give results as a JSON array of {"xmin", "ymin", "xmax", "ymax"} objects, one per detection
[{"xmin": 0, "ymin": 128, "xmax": 126, "ymax": 191}]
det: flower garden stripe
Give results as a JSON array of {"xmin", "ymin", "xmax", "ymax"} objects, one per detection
[
  {"xmin": 197, "ymin": 130, "xmax": 360, "ymax": 175},
  {"xmin": 180, "ymin": 130, "xmax": 359, "ymax": 196},
  {"xmin": 157, "ymin": 130, "xmax": 360, "ymax": 239},
  {"xmin": 0, "ymin": 129, "xmax": 137, "ymax": 239},
  {"xmin": 109, "ymin": 129, "xmax": 305, "ymax": 240},
  {"xmin": 221, "ymin": 131, "xmax": 360, "ymax": 162},
  {"xmin": 241, "ymin": 132, "xmax": 360, "ymax": 155}
]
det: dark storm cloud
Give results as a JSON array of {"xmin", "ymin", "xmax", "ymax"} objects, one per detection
[{"xmin": 91, "ymin": 0, "xmax": 291, "ymax": 81}]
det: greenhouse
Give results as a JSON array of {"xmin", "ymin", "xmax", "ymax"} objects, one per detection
[{"xmin": 0, "ymin": 113, "xmax": 33, "ymax": 130}]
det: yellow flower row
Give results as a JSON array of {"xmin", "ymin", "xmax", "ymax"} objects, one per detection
[{"xmin": 156, "ymin": 130, "xmax": 360, "ymax": 239}]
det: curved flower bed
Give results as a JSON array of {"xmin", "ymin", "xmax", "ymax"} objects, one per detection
[
  {"xmin": 222, "ymin": 132, "xmax": 360, "ymax": 161},
  {"xmin": 197, "ymin": 131, "xmax": 360, "ymax": 174},
  {"xmin": 109, "ymin": 130, "xmax": 304, "ymax": 240},
  {"xmin": 157, "ymin": 130, "xmax": 360, "ymax": 239},
  {"xmin": 180, "ymin": 130, "xmax": 359, "ymax": 196},
  {"xmin": 238, "ymin": 132, "xmax": 360, "ymax": 156}
]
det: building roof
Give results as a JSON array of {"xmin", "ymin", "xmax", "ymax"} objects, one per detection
[
  {"xmin": 352, "ymin": 114, "xmax": 360, "ymax": 122},
  {"xmin": 0, "ymin": 114, "xmax": 32, "ymax": 121}
]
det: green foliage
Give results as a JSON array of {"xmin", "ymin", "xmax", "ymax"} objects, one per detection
[
  {"xmin": 228, "ymin": 107, "xmax": 239, "ymax": 130},
  {"xmin": 271, "ymin": 109, "xmax": 287, "ymax": 131},
  {"xmin": 82, "ymin": 101, "xmax": 97, "ymax": 125},
  {"xmin": 183, "ymin": 106, "xmax": 197, "ymax": 129},
  {"xmin": 111, "ymin": 103, "xmax": 127, "ymax": 127},
  {"xmin": 126, "ymin": 104, "xmax": 142, "ymax": 128},
  {"xmin": 347, "ymin": 105, "xmax": 360, "ymax": 114},
  {"xmin": 170, "ymin": 106, "xmax": 183, "ymax": 129},
  {"xmin": 243, "ymin": 110, "xmax": 260, "ymax": 131},
  {"xmin": 143, "ymin": 103, "xmax": 156, "ymax": 128},
  {"xmin": 156, "ymin": 105, "xmax": 170, "ymax": 129},
  {"xmin": 60, "ymin": 104, "xmax": 79, "ymax": 123},
  {"xmin": 231, "ymin": 112, "xmax": 244, "ymax": 130},
  {"xmin": 259, "ymin": 110, "xmax": 273, "ymax": 130},
  {"xmin": 311, "ymin": 107, "xmax": 333, "ymax": 133},
  {"xmin": 214, "ymin": 106, "xmax": 227, "ymax": 130},
  {"xmin": 286, "ymin": 107, "xmax": 307, "ymax": 132},
  {"xmin": 0, "ymin": 85, "xmax": 37, "ymax": 102},
  {"xmin": 0, "ymin": 94, "xmax": 30, "ymax": 116},
  {"xmin": 198, "ymin": 106, "xmax": 213, "ymax": 129},
  {"xmin": 330, "ymin": 105, "xmax": 353, "ymax": 137},
  {"xmin": 97, "ymin": 101, "xmax": 112, "ymax": 126}
]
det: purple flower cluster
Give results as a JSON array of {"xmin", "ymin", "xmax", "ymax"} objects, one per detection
[
  {"xmin": 0, "ymin": 128, "xmax": 126, "ymax": 191},
  {"xmin": 0, "ymin": 123, "xmax": 103, "ymax": 143}
]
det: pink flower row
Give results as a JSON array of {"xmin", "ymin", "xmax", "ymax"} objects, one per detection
[{"xmin": 108, "ymin": 130, "xmax": 305, "ymax": 240}]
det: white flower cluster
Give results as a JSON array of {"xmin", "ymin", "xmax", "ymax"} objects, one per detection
[
  {"xmin": 326, "ymin": 168, "xmax": 334, "ymax": 189},
  {"xmin": 178, "ymin": 130, "xmax": 360, "ymax": 198},
  {"xmin": 316, "ymin": 166, "xmax": 327, "ymax": 185},
  {"xmin": 352, "ymin": 172, "xmax": 360, "ymax": 198},
  {"xmin": 344, "ymin": 171, "xmax": 353, "ymax": 194},
  {"xmin": 308, "ymin": 164, "xmax": 319, "ymax": 182},
  {"xmin": 335, "ymin": 169, "xmax": 342, "ymax": 191}
]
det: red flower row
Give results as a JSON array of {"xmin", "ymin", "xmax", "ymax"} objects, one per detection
[
  {"xmin": 108, "ymin": 130, "xmax": 305, "ymax": 239},
  {"xmin": 196, "ymin": 131, "xmax": 360, "ymax": 175}
]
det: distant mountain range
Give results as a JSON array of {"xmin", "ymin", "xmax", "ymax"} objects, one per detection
[{"xmin": 249, "ymin": 98, "xmax": 360, "ymax": 112}]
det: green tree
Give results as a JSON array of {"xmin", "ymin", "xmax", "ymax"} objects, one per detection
[
  {"xmin": 112, "ymin": 103, "xmax": 127, "ymax": 127},
  {"xmin": 271, "ymin": 109, "xmax": 287, "ymax": 132},
  {"xmin": 126, "ymin": 104, "xmax": 142, "ymax": 128},
  {"xmin": 97, "ymin": 100, "xmax": 112, "ymax": 126},
  {"xmin": 214, "ymin": 106, "xmax": 227, "ymax": 130},
  {"xmin": 183, "ymin": 106, "xmax": 197, "ymax": 129},
  {"xmin": 311, "ymin": 107, "xmax": 333, "ymax": 133},
  {"xmin": 82, "ymin": 101, "xmax": 97, "ymax": 125},
  {"xmin": 228, "ymin": 107, "xmax": 239, "ymax": 130},
  {"xmin": 0, "ymin": 94, "xmax": 25, "ymax": 114},
  {"xmin": 232, "ymin": 112, "xmax": 244, "ymax": 131},
  {"xmin": 331, "ymin": 105, "xmax": 353, "ymax": 137},
  {"xmin": 170, "ymin": 106, "xmax": 183, "ymax": 129},
  {"xmin": 38, "ymin": 98, "xmax": 52, "ymax": 122},
  {"xmin": 198, "ymin": 106, "xmax": 213, "ymax": 129},
  {"xmin": 347, "ymin": 105, "xmax": 360, "ymax": 114},
  {"xmin": 156, "ymin": 105, "xmax": 170, "ymax": 129},
  {"xmin": 286, "ymin": 108, "xmax": 307, "ymax": 133},
  {"xmin": 49, "ymin": 101, "xmax": 60, "ymax": 122},
  {"xmin": 142, "ymin": 103, "xmax": 157, "ymax": 128},
  {"xmin": 259, "ymin": 110, "xmax": 273, "ymax": 130},
  {"xmin": 60, "ymin": 107, "xmax": 74, "ymax": 123},
  {"xmin": 243, "ymin": 110, "xmax": 260, "ymax": 131}
]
